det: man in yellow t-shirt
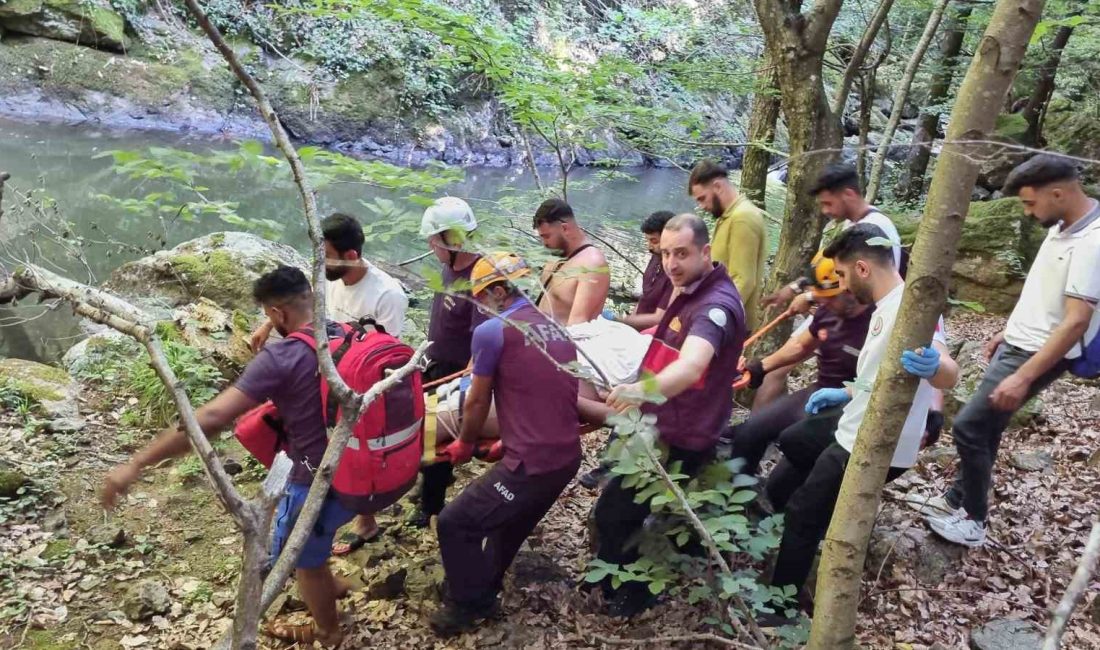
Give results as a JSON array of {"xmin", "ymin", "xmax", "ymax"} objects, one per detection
[{"xmin": 688, "ymin": 159, "xmax": 768, "ymax": 327}]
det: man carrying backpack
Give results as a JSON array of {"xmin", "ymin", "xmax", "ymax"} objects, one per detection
[
  {"xmin": 925, "ymin": 155, "xmax": 1100, "ymax": 548},
  {"xmin": 101, "ymin": 266, "xmax": 419, "ymax": 646},
  {"xmin": 431, "ymin": 252, "xmax": 581, "ymax": 636}
]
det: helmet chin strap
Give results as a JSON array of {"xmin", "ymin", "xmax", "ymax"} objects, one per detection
[{"xmin": 448, "ymin": 249, "xmax": 458, "ymax": 268}]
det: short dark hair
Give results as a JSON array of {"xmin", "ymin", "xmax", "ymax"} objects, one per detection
[
  {"xmin": 809, "ymin": 163, "xmax": 861, "ymax": 196},
  {"xmin": 664, "ymin": 213, "xmax": 710, "ymax": 247},
  {"xmin": 253, "ymin": 265, "xmax": 311, "ymax": 305},
  {"xmin": 641, "ymin": 210, "xmax": 676, "ymax": 234},
  {"xmin": 823, "ymin": 223, "xmax": 895, "ymax": 267},
  {"xmin": 533, "ymin": 198, "xmax": 575, "ymax": 227},
  {"xmin": 1002, "ymin": 154, "xmax": 1080, "ymax": 196},
  {"xmin": 322, "ymin": 212, "xmax": 364, "ymax": 256},
  {"xmin": 687, "ymin": 159, "xmax": 728, "ymax": 191}
]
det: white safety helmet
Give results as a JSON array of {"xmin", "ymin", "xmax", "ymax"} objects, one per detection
[{"xmin": 419, "ymin": 197, "xmax": 478, "ymax": 238}]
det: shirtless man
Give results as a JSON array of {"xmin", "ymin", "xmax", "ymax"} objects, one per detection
[{"xmin": 532, "ymin": 198, "xmax": 611, "ymax": 325}]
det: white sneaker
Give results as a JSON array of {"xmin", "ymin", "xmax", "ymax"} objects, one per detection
[
  {"xmin": 903, "ymin": 493, "xmax": 959, "ymax": 518},
  {"xmin": 928, "ymin": 511, "xmax": 986, "ymax": 548}
]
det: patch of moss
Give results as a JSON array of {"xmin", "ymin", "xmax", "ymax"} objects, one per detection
[
  {"xmin": 1045, "ymin": 108, "xmax": 1100, "ymax": 183},
  {"xmin": 0, "ymin": 468, "xmax": 29, "ymax": 497},
  {"xmin": 0, "ymin": 358, "xmax": 71, "ymax": 403},
  {"xmin": 0, "ymin": 36, "xmax": 186, "ymax": 104},
  {"xmin": 46, "ymin": 0, "xmax": 127, "ymax": 48},
  {"xmin": 994, "ymin": 112, "xmax": 1028, "ymax": 141},
  {"xmin": 42, "ymin": 538, "xmax": 73, "ymax": 561},
  {"xmin": 230, "ymin": 309, "xmax": 254, "ymax": 334},
  {"xmin": 168, "ymin": 250, "xmax": 257, "ymax": 311},
  {"xmin": 154, "ymin": 321, "xmax": 181, "ymax": 342},
  {"xmin": 21, "ymin": 629, "xmax": 71, "ymax": 650},
  {"xmin": 0, "ymin": 0, "xmax": 44, "ymax": 17},
  {"xmin": 963, "ymin": 198, "xmax": 1042, "ymax": 266}
]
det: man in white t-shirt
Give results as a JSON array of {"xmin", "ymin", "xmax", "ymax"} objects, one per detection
[
  {"xmin": 760, "ymin": 223, "xmax": 958, "ymax": 625},
  {"xmin": 250, "ymin": 213, "xmax": 409, "ymax": 350},
  {"xmin": 756, "ymin": 164, "xmax": 905, "ymax": 409},
  {"xmin": 927, "ymin": 155, "xmax": 1100, "ymax": 548}
]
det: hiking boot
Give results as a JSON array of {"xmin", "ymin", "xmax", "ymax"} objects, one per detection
[
  {"xmin": 428, "ymin": 597, "xmax": 501, "ymax": 637},
  {"xmin": 606, "ymin": 584, "xmax": 657, "ymax": 618},
  {"xmin": 928, "ymin": 510, "xmax": 986, "ymax": 548},
  {"xmin": 903, "ymin": 493, "xmax": 960, "ymax": 518},
  {"xmin": 579, "ymin": 465, "xmax": 610, "ymax": 490},
  {"xmin": 407, "ymin": 510, "xmax": 435, "ymax": 529}
]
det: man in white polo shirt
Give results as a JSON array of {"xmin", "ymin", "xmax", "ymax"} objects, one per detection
[
  {"xmin": 926, "ymin": 155, "xmax": 1100, "ymax": 548},
  {"xmin": 760, "ymin": 223, "xmax": 959, "ymax": 625}
]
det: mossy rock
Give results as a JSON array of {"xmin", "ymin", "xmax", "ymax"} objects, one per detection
[
  {"xmin": 1044, "ymin": 105, "xmax": 1100, "ymax": 184},
  {"xmin": 0, "ymin": 462, "xmax": 29, "ymax": 498},
  {"xmin": 895, "ymin": 198, "xmax": 1041, "ymax": 314},
  {"xmin": 994, "ymin": 112, "xmax": 1029, "ymax": 141},
  {"xmin": 0, "ymin": 0, "xmax": 129, "ymax": 52},
  {"xmin": 0, "ymin": 357, "xmax": 79, "ymax": 418},
  {"xmin": 106, "ymin": 231, "xmax": 309, "ymax": 313},
  {"xmin": 0, "ymin": 35, "xmax": 236, "ymax": 114}
]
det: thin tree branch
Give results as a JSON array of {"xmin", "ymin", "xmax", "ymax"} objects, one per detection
[
  {"xmin": 591, "ymin": 631, "xmax": 764, "ymax": 649},
  {"xmin": 865, "ymin": 0, "xmax": 952, "ymax": 202},
  {"xmin": 636, "ymin": 440, "xmax": 767, "ymax": 647},
  {"xmin": 1043, "ymin": 520, "xmax": 1100, "ymax": 649},
  {"xmin": 832, "ymin": 0, "xmax": 896, "ymax": 115}
]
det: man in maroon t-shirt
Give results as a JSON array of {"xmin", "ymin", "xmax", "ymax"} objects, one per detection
[
  {"xmin": 721, "ymin": 256, "xmax": 872, "ymax": 476},
  {"xmin": 431, "ymin": 252, "xmax": 580, "ymax": 637},
  {"xmin": 415, "ymin": 197, "xmax": 485, "ymax": 529},
  {"xmin": 597, "ymin": 213, "xmax": 747, "ymax": 618},
  {"xmin": 612, "ymin": 210, "xmax": 675, "ymax": 331},
  {"xmin": 100, "ymin": 267, "xmax": 387, "ymax": 646}
]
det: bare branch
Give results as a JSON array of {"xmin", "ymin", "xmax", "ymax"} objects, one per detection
[
  {"xmin": 635, "ymin": 438, "xmax": 767, "ymax": 647},
  {"xmin": 832, "ymin": 0, "xmax": 897, "ymax": 115},
  {"xmin": 1043, "ymin": 520, "xmax": 1100, "ymax": 649}
]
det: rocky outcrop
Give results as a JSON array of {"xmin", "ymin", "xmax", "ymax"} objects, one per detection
[
  {"xmin": 1044, "ymin": 100, "xmax": 1100, "ymax": 185},
  {"xmin": 0, "ymin": 0, "xmax": 128, "ymax": 52},
  {"xmin": 0, "ymin": 356, "xmax": 80, "ymax": 418},
  {"xmin": 969, "ymin": 618, "xmax": 1043, "ymax": 650},
  {"xmin": 897, "ymin": 198, "xmax": 1043, "ymax": 314},
  {"xmin": 106, "ymin": 232, "xmax": 308, "ymax": 314}
]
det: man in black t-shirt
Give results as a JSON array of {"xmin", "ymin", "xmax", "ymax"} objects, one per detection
[{"xmin": 722, "ymin": 255, "xmax": 871, "ymax": 476}]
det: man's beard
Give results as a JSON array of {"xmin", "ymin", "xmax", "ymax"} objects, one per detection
[
  {"xmin": 1037, "ymin": 215, "xmax": 1061, "ymax": 229},
  {"xmin": 325, "ymin": 266, "xmax": 347, "ymax": 281},
  {"xmin": 709, "ymin": 196, "xmax": 723, "ymax": 219}
]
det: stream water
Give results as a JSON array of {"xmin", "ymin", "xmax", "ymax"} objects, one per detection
[{"xmin": 2, "ymin": 117, "xmax": 747, "ymax": 363}]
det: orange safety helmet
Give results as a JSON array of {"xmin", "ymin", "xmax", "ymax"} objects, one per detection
[
  {"xmin": 810, "ymin": 252, "xmax": 843, "ymax": 298},
  {"xmin": 470, "ymin": 252, "xmax": 531, "ymax": 296}
]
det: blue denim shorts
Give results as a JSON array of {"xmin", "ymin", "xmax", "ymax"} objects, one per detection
[{"xmin": 269, "ymin": 483, "xmax": 356, "ymax": 569}]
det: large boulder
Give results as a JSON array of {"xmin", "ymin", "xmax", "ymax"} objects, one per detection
[
  {"xmin": 0, "ymin": 0, "xmax": 128, "ymax": 52},
  {"xmin": 1044, "ymin": 100, "xmax": 1100, "ymax": 185},
  {"xmin": 106, "ymin": 232, "xmax": 309, "ymax": 315},
  {"xmin": 969, "ymin": 618, "xmax": 1043, "ymax": 650},
  {"xmin": 972, "ymin": 114, "xmax": 1031, "ymax": 192},
  {"xmin": 867, "ymin": 525, "xmax": 965, "ymax": 585},
  {"xmin": 897, "ymin": 198, "xmax": 1043, "ymax": 314},
  {"xmin": 0, "ymin": 357, "xmax": 79, "ymax": 418}
]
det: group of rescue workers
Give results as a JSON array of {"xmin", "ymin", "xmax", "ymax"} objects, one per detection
[{"xmin": 98, "ymin": 152, "xmax": 1100, "ymax": 645}]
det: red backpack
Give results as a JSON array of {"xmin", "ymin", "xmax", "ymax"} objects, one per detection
[{"xmin": 235, "ymin": 320, "xmax": 424, "ymax": 511}]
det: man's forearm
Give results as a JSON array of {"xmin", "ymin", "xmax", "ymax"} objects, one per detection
[
  {"xmin": 762, "ymin": 338, "xmax": 815, "ymax": 372},
  {"xmin": 457, "ymin": 395, "xmax": 491, "ymax": 444},
  {"xmin": 1016, "ymin": 319, "xmax": 1090, "ymax": 382},
  {"xmin": 621, "ymin": 311, "xmax": 662, "ymax": 330},
  {"xmin": 654, "ymin": 358, "xmax": 707, "ymax": 401},
  {"xmin": 130, "ymin": 428, "xmax": 192, "ymax": 470}
]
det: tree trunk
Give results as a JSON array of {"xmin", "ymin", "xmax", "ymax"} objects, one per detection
[
  {"xmin": 831, "ymin": 0, "xmax": 896, "ymax": 116},
  {"xmin": 1021, "ymin": 20, "xmax": 1077, "ymax": 145},
  {"xmin": 808, "ymin": 2, "xmax": 1046, "ymax": 648},
  {"xmin": 753, "ymin": 0, "xmax": 846, "ymax": 348},
  {"xmin": 865, "ymin": 0, "xmax": 952, "ymax": 203},
  {"xmin": 740, "ymin": 57, "xmax": 780, "ymax": 207},
  {"xmin": 856, "ymin": 69, "xmax": 875, "ymax": 189},
  {"xmin": 896, "ymin": 3, "xmax": 973, "ymax": 202}
]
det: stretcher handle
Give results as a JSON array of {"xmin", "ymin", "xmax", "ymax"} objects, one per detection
[{"xmin": 423, "ymin": 367, "xmax": 472, "ymax": 390}]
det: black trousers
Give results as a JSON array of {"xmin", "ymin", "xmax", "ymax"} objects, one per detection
[
  {"xmin": 594, "ymin": 445, "xmax": 713, "ymax": 587},
  {"xmin": 768, "ymin": 414, "xmax": 906, "ymax": 599},
  {"xmin": 724, "ymin": 386, "xmax": 815, "ymax": 475},
  {"xmin": 420, "ymin": 360, "xmax": 468, "ymax": 516},
  {"xmin": 437, "ymin": 458, "xmax": 580, "ymax": 606}
]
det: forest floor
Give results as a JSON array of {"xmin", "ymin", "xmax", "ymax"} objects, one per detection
[{"xmin": 1, "ymin": 312, "xmax": 1098, "ymax": 649}]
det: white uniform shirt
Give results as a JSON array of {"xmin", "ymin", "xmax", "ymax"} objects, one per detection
[
  {"xmin": 841, "ymin": 208, "xmax": 903, "ymax": 268},
  {"xmin": 833, "ymin": 283, "xmax": 946, "ymax": 468},
  {"xmin": 1004, "ymin": 202, "xmax": 1100, "ymax": 358},
  {"xmin": 325, "ymin": 263, "xmax": 409, "ymax": 337}
]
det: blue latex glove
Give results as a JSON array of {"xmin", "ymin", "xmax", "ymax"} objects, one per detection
[
  {"xmin": 601, "ymin": 308, "xmax": 618, "ymax": 321},
  {"xmin": 901, "ymin": 346, "xmax": 940, "ymax": 379},
  {"xmin": 805, "ymin": 387, "xmax": 851, "ymax": 414}
]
